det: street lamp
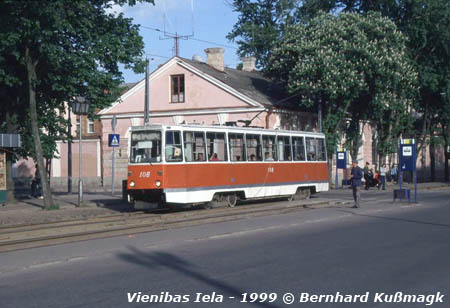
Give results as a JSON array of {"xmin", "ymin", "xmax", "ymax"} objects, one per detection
[{"xmin": 72, "ymin": 96, "xmax": 91, "ymax": 207}]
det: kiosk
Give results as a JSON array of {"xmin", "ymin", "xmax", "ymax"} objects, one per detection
[{"xmin": 0, "ymin": 134, "xmax": 21, "ymax": 204}]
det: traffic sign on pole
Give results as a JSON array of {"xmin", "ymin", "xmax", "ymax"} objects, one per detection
[{"xmin": 108, "ymin": 134, "xmax": 120, "ymax": 147}]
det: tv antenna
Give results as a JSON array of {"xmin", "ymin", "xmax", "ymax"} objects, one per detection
[{"xmin": 159, "ymin": 0, "xmax": 195, "ymax": 57}]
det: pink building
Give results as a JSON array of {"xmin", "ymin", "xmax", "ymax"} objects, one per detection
[{"xmin": 40, "ymin": 48, "xmax": 317, "ymax": 191}]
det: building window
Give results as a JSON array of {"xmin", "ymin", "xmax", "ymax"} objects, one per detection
[
  {"xmin": 171, "ymin": 74, "xmax": 185, "ymax": 103},
  {"xmin": 87, "ymin": 119, "xmax": 94, "ymax": 133}
]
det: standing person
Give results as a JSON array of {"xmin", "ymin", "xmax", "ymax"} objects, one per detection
[
  {"xmin": 390, "ymin": 164, "xmax": 397, "ymax": 183},
  {"xmin": 379, "ymin": 164, "xmax": 387, "ymax": 190},
  {"xmin": 31, "ymin": 165, "xmax": 43, "ymax": 199},
  {"xmin": 350, "ymin": 160, "xmax": 363, "ymax": 208},
  {"xmin": 363, "ymin": 162, "xmax": 370, "ymax": 190}
]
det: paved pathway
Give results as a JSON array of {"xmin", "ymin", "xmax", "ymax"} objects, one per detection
[{"xmin": 0, "ymin": 182, "xmax": 448, "ymax": 226}]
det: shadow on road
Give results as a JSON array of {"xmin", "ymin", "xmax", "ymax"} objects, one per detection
[{"xmin": 117, "ymin": 246, "xmax": 280, "ymax": 308}]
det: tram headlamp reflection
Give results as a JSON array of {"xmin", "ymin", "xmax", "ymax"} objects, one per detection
[
  {"xmin": 155, "ymin": 180, "xmax": 161, "ymax": 187},
  {"xmin": 129, "ymin": 181, "xmax": 136, "ymax": 187}
]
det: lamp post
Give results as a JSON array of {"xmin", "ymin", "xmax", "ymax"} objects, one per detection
[{"xmin": 72, "ymin": 97, "xmax": 91, "ymax": 207}]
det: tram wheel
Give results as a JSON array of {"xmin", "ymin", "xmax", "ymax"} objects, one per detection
[
  {"xmin": 287, "ymin": 193, "xmax": 296, "ymax": 202},
  {"xmin": 226, "ymin": 193, "xmax": 237, "ymax": 207},
  {"xmin": 302, "ymin": 188, "xmax": 311, "ymax": 199}
]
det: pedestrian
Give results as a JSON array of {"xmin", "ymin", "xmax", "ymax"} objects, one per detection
[
  {"xmin": 390, "ymin": 164, "xmax": 397, "ymax": 183},
  {"xmin": 379, "ymin": 164, "xmax": 387, "ymax": 190},
  {"xmin": 350, "ymin": 160, "xmax": 363, "ymax": 208},
  {"xmin": 31, "ymin": 165, "xmax": 43, "ymax": 199},
  {"xmin": 363, "ymin": 162, "xmax": 370, "ymax": 190}
]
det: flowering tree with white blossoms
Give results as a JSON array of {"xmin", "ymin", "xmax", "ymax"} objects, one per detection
[{"xmin": 267, "ymin": 12, "xmax": 418, "ymax": 163}]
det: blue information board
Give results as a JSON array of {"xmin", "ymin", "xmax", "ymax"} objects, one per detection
[
  {"xmin": 396, "ymin": 139, "xmax": 417, "ymax": 203},
  {"xmin": 108, "ymin": 134, "xmax": 120, "ymax": 147},
  {"xmin": 400, "ymin": 139, "xmax": 416, "ymax": 171},
  {"xmin": 336, "ymin": 151, "xmax": 347, "ymax": 169}
]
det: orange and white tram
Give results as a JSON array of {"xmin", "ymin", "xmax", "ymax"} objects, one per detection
[{"xmin": 126, "ymin": 124, "xmax": 329, "ymax": 209}]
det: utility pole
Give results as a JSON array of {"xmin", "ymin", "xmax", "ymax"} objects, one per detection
[
  {"xmin": 68, "ymin": 105, "xmax": 72, "ymax": 193},
  {"xmin": 144, "ymin": 59, "xmax": 150, "ymax": 125}
]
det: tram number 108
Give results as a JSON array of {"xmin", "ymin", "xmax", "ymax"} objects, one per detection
[{"xmin": 139, "ymin": 171, "xmax": 151, "ymax": 178}]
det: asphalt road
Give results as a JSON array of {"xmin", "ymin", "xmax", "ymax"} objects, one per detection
[{"xmin": 0, "ymin": 189, "xmax": 449, "ymax": 308}]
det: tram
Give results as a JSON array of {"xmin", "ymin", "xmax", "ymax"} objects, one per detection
[{"xmin": 126, "ymin": 124, "xmax": 329, "ymax": 210}]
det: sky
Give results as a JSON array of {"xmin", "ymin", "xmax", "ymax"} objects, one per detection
[{"xmin": 109, "ymin": 0, "xmax": 241, "ymax": 83}]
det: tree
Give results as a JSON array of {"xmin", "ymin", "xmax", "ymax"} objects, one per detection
[
  {"xmin": 226, "ymin": 0, "xmax": 302, "ymax": 69},
  {"xmin": 299, "ymin": 0, "xmax": 450, "ymax": 179},
  {"xmin": 0, "ymin": 0, "xmax": 153, "ymax": 208},
  {"xmin": 267, "ymin": 12, "xmax": 417, "ymax": 166}
]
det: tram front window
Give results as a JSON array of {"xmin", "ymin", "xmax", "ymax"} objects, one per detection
[{"xmin": 131, "ymin": 131, "xmax": 162, "ymax": 163}]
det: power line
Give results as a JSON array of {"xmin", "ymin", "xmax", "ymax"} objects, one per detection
[
  {"xmin": 140, "ymin": 25, "xmax": 238, "ymax": 50},
  {"xmin": 144, "ymin": 53, "xmax": 171, "ymax": 59}
]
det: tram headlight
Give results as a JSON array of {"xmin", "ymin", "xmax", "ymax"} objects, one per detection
[
  {"xmin": 155, "ymin": 180, "xmax": 161, "ymax": 187},
  {"xmin": 129, "ymin": 181, "xmax": 136, "ymax": 187}
]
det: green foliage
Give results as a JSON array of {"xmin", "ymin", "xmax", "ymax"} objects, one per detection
[
  {"xmin": 226, "ymin": 0, "xmax": 302, "ymax": 68},
  {"xmin": 299, "ymin": 0, "xmax": 450, "ymax": 162},
  {"xmin": 267, "ymin": 12, "xmax": 418, "ymax": 156},
  {"xmin": 0, "ymin": 0, "xmax": 154, "ymax": 160}
]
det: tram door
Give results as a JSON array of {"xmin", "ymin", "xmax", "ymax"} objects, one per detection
[
  {"xmin": 165, "ymin": 130, "xmax": 186, "ymax": 189},
  {"xmin": 228, "ymin": 133, "xmax": 245, "ymax": 189}
]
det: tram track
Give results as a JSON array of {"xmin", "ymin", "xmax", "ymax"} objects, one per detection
[{"xmin": 0, "ymin": 199, "xmax": 335, "ymax": 253}]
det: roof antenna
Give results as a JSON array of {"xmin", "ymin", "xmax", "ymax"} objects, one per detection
[{"xmin": 159, "ymin": 0, "xmax": 195, "ymax": 57}]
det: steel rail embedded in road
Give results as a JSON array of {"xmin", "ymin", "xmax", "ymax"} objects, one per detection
[{"xmin": 0, "ymin": 199, "xmax": 334, "ymax": 253}]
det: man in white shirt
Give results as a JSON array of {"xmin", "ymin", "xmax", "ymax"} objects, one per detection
[{"xmin": 379, "ymin": 164, "xmax": 387, "ymax": 190}]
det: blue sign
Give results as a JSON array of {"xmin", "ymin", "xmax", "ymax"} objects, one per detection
[
  {"xmin": 108, "ymin": 134, "xmax": 120, "ymax": 147},
  {"xmin": 336, "ymin": 151, "xmax": 347, "ymax": 169},
  {"xmin": 399, "ymin": 139, "xmax": 416, "ymax": 171}
]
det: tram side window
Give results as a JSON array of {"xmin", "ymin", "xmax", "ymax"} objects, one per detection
[
  {"xmin": 306, "ymin": 137, "xmax": 318, "ymax": 161},
  {"xmin": 184, "ymin": 131, "xmax": 206, "ymax": 162},
  {"xmin": 277, "ymin": 135, "xmax": 292, "ymax": 161},
  {"xmin": 262, "ymin": 135, "xmax": 277, "ymax": 161},
  {"xmin": 206, "ymin": 132, "xmax": 227, "ymax": 161},
  {"xmin": 130, "ymin": 131, "xmax": 162, "ymax": 163},
  {"xmin": 165, "ymin": 131, "xmax": 183, "ymax": 162},
  {"xmin": 229, "ymin": 133, "xmax": 245, "ymax": 161},
  {"xmin": 246, "ymin": 134, "xmax": 262, "ymax": 161},
  {"xmin": 292, "ymin": 136, "xmax": 306, "ymax": 161},
  {"xmin": 317, "ymin": 138, "xmax": 327, "ymax": 161}
]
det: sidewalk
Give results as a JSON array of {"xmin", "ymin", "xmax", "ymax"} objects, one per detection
[
  {"xmin": 0, "ymin": 192, "xmax": 132, "ymax": 227},
  {"xmin": 1, "ymin": 182, "xmax": 448, "ymax": 227}
]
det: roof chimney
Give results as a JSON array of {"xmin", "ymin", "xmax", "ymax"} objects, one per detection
[
  {"xmin": 242, "ymin": 56, "xmax": 256, "ymax": 72},
  {"xmin": 205, "ymin": 48, "xmax": 225, "ymax": 72}
]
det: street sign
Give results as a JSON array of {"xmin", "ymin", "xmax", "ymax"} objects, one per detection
[{"xmin": 108, "ymin": 134, "xmax": 120, "ymax": 147}]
